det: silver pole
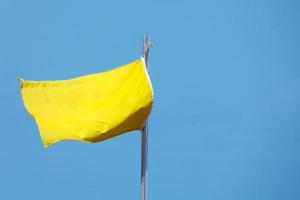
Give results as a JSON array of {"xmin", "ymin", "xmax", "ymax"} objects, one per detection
[{"xmin": 141, "ymin": 35, "xmax": 152, "ymax": 200}]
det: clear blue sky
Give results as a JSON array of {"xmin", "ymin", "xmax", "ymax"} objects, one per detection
[{"xmin": 0, "ymin": 0, "xmax": 299, "ymax": 199}]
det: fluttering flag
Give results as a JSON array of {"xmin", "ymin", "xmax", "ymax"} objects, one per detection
[{"xmin": 19, "ymin": 58, "xmax": 153, "ymax": 147}]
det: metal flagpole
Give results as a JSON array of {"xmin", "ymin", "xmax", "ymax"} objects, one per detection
[{"xmin": 141, "ymin": 35, "xmax": 152, "ymax": 200}]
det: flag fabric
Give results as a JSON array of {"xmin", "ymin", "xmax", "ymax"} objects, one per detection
[{"xmin": 19, "ymin": 57, "xmax": 153, "ymax": 147}]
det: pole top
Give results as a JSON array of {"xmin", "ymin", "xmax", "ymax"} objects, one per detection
[
  {"xmin": 143, "ymin": 35, "xmax": 153, "ymax": 50},
  {"xmin": 142, "ymin": 35, "xmax": 152, "ymax": 67}
]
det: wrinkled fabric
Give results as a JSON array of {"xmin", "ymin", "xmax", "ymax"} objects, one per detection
[{"xmin": 19, "ymin": 58, "xmax": 153, "ymax": 147}]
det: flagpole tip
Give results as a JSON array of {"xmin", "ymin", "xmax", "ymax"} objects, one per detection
[{"xmin": 143, "ymin": 35, "xmax": 153, "ymax": 48}]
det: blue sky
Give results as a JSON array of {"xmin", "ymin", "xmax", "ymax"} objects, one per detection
[{"xmin": 1, "ymin": 0, "xmax": 300, "ymax": 199}]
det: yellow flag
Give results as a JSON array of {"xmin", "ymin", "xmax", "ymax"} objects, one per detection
[{"xmin": 19, "ymin": 58, "xmax": 153, "ymax": 147}]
